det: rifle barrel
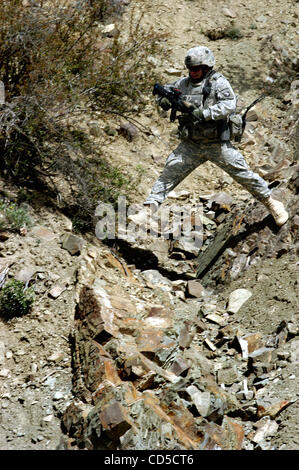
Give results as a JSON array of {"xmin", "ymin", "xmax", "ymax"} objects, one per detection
[{"xmin": 245, "ymin": 93, "xmax": 265, "ymax": 114}]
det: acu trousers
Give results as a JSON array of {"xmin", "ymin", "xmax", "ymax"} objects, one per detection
[{"xmin": 144, "ymin": 139, "xmax": 271, "ymax": 206}]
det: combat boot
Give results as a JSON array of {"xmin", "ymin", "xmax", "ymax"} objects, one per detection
[{"xmin": 262, "ymin": 196, "xmax": 288, "ymax": 227}]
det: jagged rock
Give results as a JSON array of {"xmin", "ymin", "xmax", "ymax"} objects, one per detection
[
  {"xmin": 101, "ymin": 24, "xmax": 119, "ymax": 37},
  {"xmin": 230, "ymin": 254, "xmax": 249, "ymax": 280},
  {"xmin": 187, "ymin": 280, "xmax": 205, "ymax": 298},
  {"xmin": 97, "ymin": 401, "xmax": 132, "ymax": 442},
  {"xmin": 48, "ymin": 352, "xmax": 64, "ymax": 363},
  {"xmin": 206, "ymin": 313, "xmax": 227, "ymax": 327},
  {"xmin": 205, "ymin": 383, "xmax": 240, "ymax": 420},
  {"xmin": 169, "ymin": 357, "xmax": 190, "ymax": 376},
  {"xmin": 248, "ymin": 347, "xmax": 276, "ymax": 364},
  {"xmin": 196, "ymin": 183, "xmax": 298, "ymax": 286},
  {"xmin": 139, "ymin": 392, "xmax": 201, "ymax": 449},
  {"xmin": 179, "ymin": 321, "xmax": 195, "ymax": 348},
  {"xmin": 165, "ymin": 68, "xmax": 182, "ymax": 76},
  {"xmin": 147, "ymin": 239, "xmax": 170, "ymax": 263},
  {"xmin": 140, "ymin": 269, "xmax": 172, "ymax": 291},
  {"xmin": 144, "ymin": 305, "xmax": 173, "ymax": 329},
  {"xmin": 134, "ymin": 352, "xmax": 181, "ymax": 384},
  {"xmin": 237, "ymin": 332, "xmax": 264, "ymax": 359},
  {"xmin": 235, "ymin": 379, "xmax": 254, "ymax": 400},
  {"xmin": 195, "ymin": 212, "xmax": 239, "ymax": 279},
  {"xmin": 171, "ymin": 279, "xmax": 187, "ymax": 299},
  {"xmin": 217, "ymin": 365, "xmax": 240, "ymax": 386},
  {"xmin": 118, "ymin": 122, "xmax": 138, "ymax": 141},
  {"xmin": 251, "ymin": 418, "xmax": 279, "ymax": 444},
  {"xmin": 174, "ymin": 234, "xmax": 202, "ymax": 256},
  {"xmin": 246, "ymin": 108, "xmax": 259, "ymax": 121},
  {"xmin": 49, "ymin": 284, "xmax": 66, "ymax": 299},
  {"xmin": 135, "ymin": 328, "xmax": 176, "ymax": 354},
  {"xmin": 206, "ymin": 192, "xmax": 235, "ymax": 210},
  {"xmin": 62, "ymin": 233, "xmax": 84, "ymax": 255},
  {"xmin": 287, "ymin": 321, "xmax": 298, "ymax": 337},
  {"xmin": 221, "ymin": 7, "xmax": 237, "ymax": 18},
  {"xmin": 256, "ymin": 399, "xmax": 292, "ymax": 419},
  {"xmin": 187, "ymin": 386, "xmax": 211, "ymax": 417},
  {"xmin": 199, "ymin": 417, "xmax": 244, "ymax": 450},
  {"xmin": 62, "ymin": 400, "xmax": 93, "ymax": 442},
  {"xmin": 204, "ymin": 338, "xmax": 217, "ymax": 352},
  {"xmin": 227, "ymin": 289, "xmax": 252, "ymax": 314}
]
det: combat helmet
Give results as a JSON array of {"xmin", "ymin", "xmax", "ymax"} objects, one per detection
[{"xmin": 185, "ymin": 46, "xmax": 215, "ymax": 69}]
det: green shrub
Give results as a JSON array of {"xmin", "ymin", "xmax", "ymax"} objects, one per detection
[
  {"xmin": 0, "ymin": 0, "xmax": 163, "ymax": 225},
  {"xmin": 204, "ymin": 24, "xmax": 243, "ymax": 41},
  {"xmin": 0, "ymin": 0, "xmax": 162, "ymax": 174},
  {"xmin": 0, "ymin": 198, "xmax": 32, "ymax": 231},
  {"xmin": 224, "ymin": 27, "xmax": 243, "ymax": 40},
  {"xmin": 0, "ymin": 279, "xmax": 35, "ymax": 318}
]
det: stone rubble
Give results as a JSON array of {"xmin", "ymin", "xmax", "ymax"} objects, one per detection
[
  {"xmin": 0, "ymin": 0, "xmax": 298, "ymax": 451},
  {"xmin": 58, "ymin": 182, "xmax": 298, "ymax": 449}
]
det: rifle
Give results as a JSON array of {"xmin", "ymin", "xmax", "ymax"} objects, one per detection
[
  {"xmin": 235, "ymin": 93, "xmax": 266, "ymax": 142},
  {"xmin": 153, "ymin": 83, "xmax": 194, "ymax": 122}
]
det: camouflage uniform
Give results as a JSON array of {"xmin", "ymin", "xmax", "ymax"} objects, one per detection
[{"xmin": 144, "ymin": 55, "xmax": 271, "ymax": 206}]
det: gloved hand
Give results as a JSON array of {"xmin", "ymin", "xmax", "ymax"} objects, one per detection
[
  {"xmin": 159, "ymin": 97, "xmax": 172, "ymax": 111},
  {"xmin": 177, "ymin": 98, "xmax": 194, "ymax": 114},
  {"xmin": 192, "ymin": 107, "xmax": 205, "ymax": 121}
]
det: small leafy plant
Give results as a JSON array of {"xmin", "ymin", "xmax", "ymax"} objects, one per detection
[
  {"xmin": 0, "ymin": 198, "xmax": 32, "ymax": 231},
  {"xmin": 0, "ymin": 279, "xmax": 35, "ymax": 319},
  {"xmin": 204, "ymin": 23, "xmax": 243, "ymax": 41},
  {"xmin": 224, "ymin": 26, "xmax": 243, "ymax": 40}
]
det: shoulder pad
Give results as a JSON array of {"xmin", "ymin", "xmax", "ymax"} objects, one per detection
[
  {"xmin": 210, "ymin": 71, "xmax": 223, "ymax": 81},
  {"xmin": 212, "ymin": 74, "xmax": 234, "ymax": 96}
]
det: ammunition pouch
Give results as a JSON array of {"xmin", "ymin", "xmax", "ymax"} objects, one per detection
[
  {"xmin": 216, "ymin": 119, "xmax": 230, "ymax": 142},
  {"xmin": 229, "ymin": 113, "xmax": 244, "ymax": 142},
  {"xmin": 178, "ymin": 114, "xmax": 192, "ymax": 140},
  {"xmin": 178, "ymin": 114, "xmax": 230, "ymax": 142}
]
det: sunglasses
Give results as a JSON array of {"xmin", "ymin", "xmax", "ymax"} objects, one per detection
[{"xmin": 188, "ymin": 65, "xmax": 205, "ymax": 72}]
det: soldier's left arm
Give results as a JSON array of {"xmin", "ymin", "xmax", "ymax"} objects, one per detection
[{"xmin": 202, "ymin": 77, "xmax": 237, "ymax": 121}]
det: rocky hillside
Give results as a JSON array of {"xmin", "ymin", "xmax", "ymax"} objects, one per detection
[{"xmin": 0, "ymin": 0, "xmax": 298, "ymax": 451}]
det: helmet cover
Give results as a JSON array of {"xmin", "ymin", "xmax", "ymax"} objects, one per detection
[{"xmin": 185, "ymin": 46, "xmax": 215, "ymax": 68}]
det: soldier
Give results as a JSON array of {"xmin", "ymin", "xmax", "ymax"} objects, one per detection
[{"xmin": 129, "ymin": 46, "xmax": 288, "ymax": 228}]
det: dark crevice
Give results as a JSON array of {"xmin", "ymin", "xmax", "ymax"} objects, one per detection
[
  {"xmin": 105, "ymin": 237, "xmax": 196, "ymax": 281},
  {"xmin": 102, "ymin": 213, "xmax": 279, "ymax": 285}
]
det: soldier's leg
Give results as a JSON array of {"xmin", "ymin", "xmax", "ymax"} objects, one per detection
[
  {"xmin": 128, "ymin": 141, "xmax": 204, "ymax": 228},
  {"xmin": 209, "ymin": 142, "xmax": 288, "ymax": 226},
  {"xmin": 209, "ymin": 142, "xmax": 271, "ymax": 201},
  {"xmin": 144, "ymin": 140, "xmax": 205, "ymax": 206}
]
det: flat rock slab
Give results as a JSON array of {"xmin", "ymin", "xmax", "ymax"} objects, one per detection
[
  {"xmin": 227, "ymin": 288, "xmax": 252, "ymax": 314},
  {"xmin": 30, "ymin": 226, "xmax": 57, "ymax": 241}
]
